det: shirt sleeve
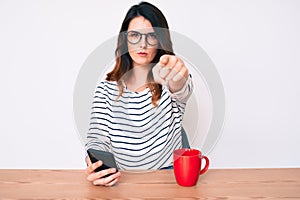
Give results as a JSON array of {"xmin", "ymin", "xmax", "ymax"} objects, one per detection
[
  {"xmin": 85, "ymin": 81, "xmax": 111, "ymax": 153},
  {"xmin": 169, "ymin": 74, "xmax": 193, "ymax": 103}
]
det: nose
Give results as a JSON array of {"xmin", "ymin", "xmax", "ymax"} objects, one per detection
[{"xmin": 140, "ymin": 35, "xmax": 147, "ymax": 48}]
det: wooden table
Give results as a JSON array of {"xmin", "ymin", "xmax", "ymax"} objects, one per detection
[{"xmin": 0, "ymin": 168, "xmax": 299, "ymax": 199}]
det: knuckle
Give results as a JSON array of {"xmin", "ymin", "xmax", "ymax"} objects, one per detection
[
  {"xmin": 175, "ymin": 62, "xmax": 182, "ymax": 70},
  {"xmin": 169, "ymin": 56, "xmax": 175, "ymax": 63}
]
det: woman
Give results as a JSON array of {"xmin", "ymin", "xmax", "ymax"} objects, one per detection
[{"xmin": 85, "ymin": 1, "xmax": 193, "ymax": 186}]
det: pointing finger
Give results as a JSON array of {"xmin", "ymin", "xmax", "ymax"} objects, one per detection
[{"xmin": 159, "ymin": 55, "xmax": 170, "ymax": 66}]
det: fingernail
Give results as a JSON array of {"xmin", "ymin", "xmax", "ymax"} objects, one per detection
[{"xmin": 97, "ymin": 161, "xmax": 103, "ymax": 166}]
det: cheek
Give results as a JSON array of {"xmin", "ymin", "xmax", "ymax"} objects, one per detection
[
  {"xmin": 127, "ymin": 43, "xmax": 135, "ymax": 53},
  {"xmin": 127, "ymin": 43, "xmax": 137, "ymax": 59},
  {"xmin": 149, "ymin": 47, "xmax": 158, "ymax": 59}
]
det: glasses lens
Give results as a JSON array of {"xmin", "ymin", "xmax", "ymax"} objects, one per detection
[
  {"xmin": 127, "ymin": 31, "xmax": 141, "ymax": 44},
  {"xmin": 146, "ymin": 32, "xmax": 158, "ymax": 45}
]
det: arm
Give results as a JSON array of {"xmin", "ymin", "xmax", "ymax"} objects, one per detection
[
  {"xmin": 85, "ymin": 81, "xmax": 121, "ymax": 187},
  {"xmin": 85, "ymin": 82, "xmax": 111, "ymax": 152}
]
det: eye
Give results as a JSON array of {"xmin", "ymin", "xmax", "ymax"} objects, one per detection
[
  {"xmin": 148, "ymin": 32, "xmax": 157, "ymax": 39},
  {"xmin": 128, "ymin": 31, "xmax": 140, "ymax": 38}
]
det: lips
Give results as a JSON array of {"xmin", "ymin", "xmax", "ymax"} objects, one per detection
[{"xmin": 137, "ymin": 52, "xmax": 148, "ymax": 56}]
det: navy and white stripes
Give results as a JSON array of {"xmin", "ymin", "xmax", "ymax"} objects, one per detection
[{"xmin": 85, "ymin": 76, "xmax": 193, "ymax": 170}]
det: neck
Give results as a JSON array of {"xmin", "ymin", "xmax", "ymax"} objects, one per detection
[{"xmin": 126, "ymin": 64, "xmax": 151, "ymax": 92}]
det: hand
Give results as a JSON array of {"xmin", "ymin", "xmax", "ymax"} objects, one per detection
[
  {"xmin": 152, "ymin": 55, "xmax": 189, "ymax": 92},
  {"xmin": 85, "ymin": 159, "xmax": 121, "ymax": 187}
]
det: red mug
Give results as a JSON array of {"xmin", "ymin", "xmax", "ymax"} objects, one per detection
[{"xmin": 173, "ymin": 148, "xmax": 209, "ymax": 187}]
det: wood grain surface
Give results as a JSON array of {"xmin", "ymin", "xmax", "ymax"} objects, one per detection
[{"xmin": 0, "ymin": 168, "xmax": 299, "ymax": 199}]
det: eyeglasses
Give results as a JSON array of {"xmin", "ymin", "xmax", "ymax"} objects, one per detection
[{"xmin": 126, "ymin": 31, "xmax": 158, "ymax": 46}]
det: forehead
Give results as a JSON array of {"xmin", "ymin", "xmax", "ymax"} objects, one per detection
[{"xmin": 128, "ymin": 16, "xmax": 154, "ymax": 33}]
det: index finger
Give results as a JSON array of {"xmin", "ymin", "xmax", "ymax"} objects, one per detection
[
  {"xmin": 159, "ymin": 55, "xmax": 170, "ymax": 66},
  {"xmin": 87, "ymin": 160, "xmax": 103, "ymax": 174}
]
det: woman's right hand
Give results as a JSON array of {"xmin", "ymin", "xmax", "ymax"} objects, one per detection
[{"xmin": 85, "ymin": 158, "xmax": 121, "ymax": 187}]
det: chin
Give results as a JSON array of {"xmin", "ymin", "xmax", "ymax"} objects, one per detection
[{"xmin": 133, "ymin": 59, "xmax": 152, "ymax": 66}]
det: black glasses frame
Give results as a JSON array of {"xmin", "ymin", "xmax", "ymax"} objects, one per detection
[{"xmin": 125, "ymin": 31, "xmax": 158, "ymax": 46}]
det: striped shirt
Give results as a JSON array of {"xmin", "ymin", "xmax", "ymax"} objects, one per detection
[{"xmin": 85, "ymin": 76, "xmax": 193, "ymax": 170}]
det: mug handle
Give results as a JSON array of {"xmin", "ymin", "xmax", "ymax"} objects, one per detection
[{"xmin": 199, "ymin": 155, "xmax": 209, "ymax": 175}]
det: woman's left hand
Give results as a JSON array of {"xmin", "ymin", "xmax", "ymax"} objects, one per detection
[{"xmin": 152, "ymin": 55, "xmax": 189, "ymax": 92}]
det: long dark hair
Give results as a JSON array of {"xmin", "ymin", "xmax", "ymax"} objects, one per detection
[{"xmin": 106, "ymin": 1, "xmax": 175, "ymax": 106}]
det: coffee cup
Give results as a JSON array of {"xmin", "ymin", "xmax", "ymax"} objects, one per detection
[{"xmin": 173, "ymin": 148, "xmax": 209, "ymax": 187}]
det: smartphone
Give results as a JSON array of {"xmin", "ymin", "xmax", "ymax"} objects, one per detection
[{"xmin": 87, "ymin": 148, "xmax": 118, "ymax": 177}]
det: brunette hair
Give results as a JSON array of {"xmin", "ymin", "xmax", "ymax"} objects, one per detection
[{"xmin": 106, "ymin": 1, "xmax": 175, "ymax": 106}]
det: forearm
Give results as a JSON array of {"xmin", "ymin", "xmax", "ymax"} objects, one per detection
[{"xmin": 168, "ymin": 74, "xmax": 193, "ymax": 101}]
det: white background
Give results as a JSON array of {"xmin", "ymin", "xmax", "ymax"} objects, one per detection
[{"xmin": 0, "ymin": 0, "xmax": 299, "ymax": 169}]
